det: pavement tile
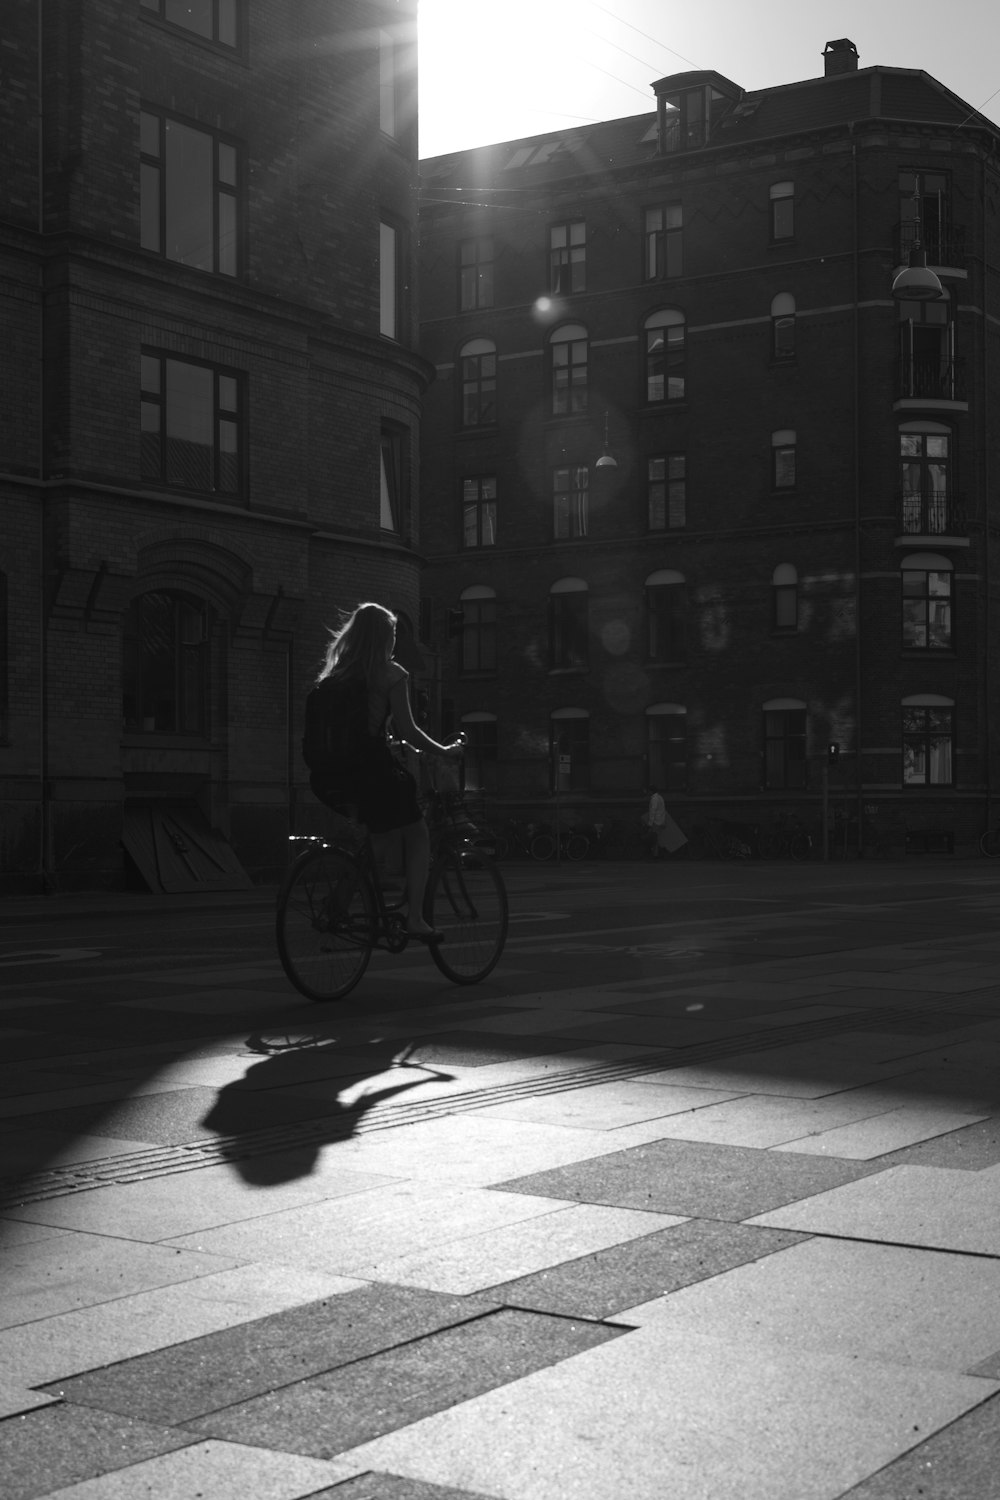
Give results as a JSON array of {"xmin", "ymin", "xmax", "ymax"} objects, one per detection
[
  {"xmin": 637, "ymin": 1091, "xmax": 904, "ymax": 1149},
  {"xmin": 837, "ymin": 1392, "xmax": 1000, "ymax": 1499},
  {"xmin": 489, "ymin": 1220, "xmax": 809, "ymax": 1319},
  {"xmin": 45, "ymin": 1284, "xmax": 498, "ymax": 1425},
  {"xmin": 0, "ymin": 1128, "xmax": 155, "ymax": 1177},
  {"xmin": 493, "ymin": 1137, "xmax": 880, "ymax": 1220},
  {"xmin": 749, "ymin": 1163, "xmax": 1000, "ymax": 1253},
  {"xmin": 190, "ymin": 1308, "xmax": 624, "ymax": 1458},
  {"xmin": 0, "ymin": 1262, "xmax": 363, "ymax": 1386},
  {"xmin": 0, "ymin": 1378, "xmax": 60, "ymax": 1417},
  {"xmin": 772, "ymin": 1103, "xmax": 991, "ymax": 1158},
  {"xmin": 165, "ymin": 1178, "xmax": 576, "ymax": 1277},
  {"xmin": 337, "ymin": 1323, "xmax": 997, "ymax": 1500},
  {"xmin": 26, "ymin": 1439, "xmax": 356, "ymax": 1498},
  {"xmin": 3, "ymin": 1158, "xmax": 393, "ymax": 1241},
  {"xmin": 469, "ymin": 1079, "xmax": 741, "ymax": 1131},
  {"xmin": 366, "ymin": 1204, "xmax": 680, "ymax": 1294},
  {"xmin": 875, "ymin": 1114, "xmax": 1000, "ymax": 1171},
  {"xmin": 0, "ymin": 1233, "xmax": 236, "ymax": 1328},
  {"xmin": 635, "ymin": 1047, "xmax": 914, "ymax": 1098},
  {"xmin": 303, "ymin": 1475, "xmax": 497, "ymax": 1500},
  {"xmin": 620, "ymin": 1237, "xmax": 1000, "ymax": 1371},
  {"xmin": 0, "ymin": 1402, "xmax": 195, "ymax": 1500},
  {"xmin": 388, "ymin": 1032, "xmax": 595, "ymax": 1067}
]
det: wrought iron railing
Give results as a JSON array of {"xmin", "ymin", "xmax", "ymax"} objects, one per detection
[
  {"xmin": 895, "ymin": 357, "xmax": 967, "ymax": 403},
  {"xmin": 897, "ymin": 490, "xmax": 966, "ymax": 536},
  {"xmin": 896, "ymin": 221, "xmax": 967, "ymax": 268}
]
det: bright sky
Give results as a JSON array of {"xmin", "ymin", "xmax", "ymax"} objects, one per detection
[{"xmin": 418, "ymin": 0, "xmax": 1000, "ymax": 159}]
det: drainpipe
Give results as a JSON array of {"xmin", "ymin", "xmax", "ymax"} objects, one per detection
[
  {"xmin": 37, "ymin": 0, "xmax": 50, "ymax": 893},
  {"xmin": 981, "ymin": 148, "xmax": 992, "ymax": 830},
  {"xmin": 851, "ymin": 123, "xmax": 865, "ymax": 852}
]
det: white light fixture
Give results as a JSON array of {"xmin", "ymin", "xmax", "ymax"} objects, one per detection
[
  {"xmin": 595, "ymin": 411, "xmax": 618, "ymax": 468},
  {"xmin": 892, "ymin": 176, "xmax": 943, "ymax": 302}
]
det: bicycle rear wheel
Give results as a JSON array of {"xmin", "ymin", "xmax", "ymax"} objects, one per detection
[
  {"xmin": 425, "ymin": 848, "xmax": 508, "ymax": 984},
  {"xmin": 980, "ymin": 828, "xmax": 1000, "ymax": 858},
  {"xmin": 276, "ymin": 845, "xmax": 374, "ymax": 1001},
  {"xmin": 565, "ymin": 833, "xmax": 589, "ymax": 860},
  {"xmin": 530, "ymin": 832, "xmax": 555, "ymax": 860}
]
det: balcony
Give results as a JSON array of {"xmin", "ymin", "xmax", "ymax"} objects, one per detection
[
  {"xmin": 896, "ymin": 221, "xmax": 967, "ymax": 270},
  {"xmin": 895, "ymin": 357, "xmax": 967, "ymax": 406},
  {"xmin": 897, "ymin": 489, "xmax": 967, "ymax": 542}
]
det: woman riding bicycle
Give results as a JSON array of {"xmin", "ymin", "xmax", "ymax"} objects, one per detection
[{"xmin": 307, "ymin": 602, "xmax": 463, "ymax": 942}]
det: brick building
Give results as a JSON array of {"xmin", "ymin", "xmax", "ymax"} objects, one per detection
[
  {"xmin": 417, "ymin": 39, "xmax": 1000, "ymax": 855},
  {"xmin": 0, "ymin": 0, "xmax": 429, "ymax": 891}
]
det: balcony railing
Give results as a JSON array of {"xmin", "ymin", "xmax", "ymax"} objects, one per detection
[
  {"xmin": 898, "ymin": 490, "xmax": 966, "ymax": 536},
  {"xmin": 895, "ymin": 357, "xmax": 967, "ymax": 403},
  {"xmin": 896, "ymin": 221, "xmax": 967, "ymax": 268}
]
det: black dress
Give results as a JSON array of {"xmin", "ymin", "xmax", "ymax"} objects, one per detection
[{"xmin": 309, "ymin": 667, "xmax": 421, "ymax": 834}]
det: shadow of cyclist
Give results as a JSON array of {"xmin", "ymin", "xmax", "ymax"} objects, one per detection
[{"xmin": 200, "ymin": 1029, "xmax": 454, "ymax": 1186}]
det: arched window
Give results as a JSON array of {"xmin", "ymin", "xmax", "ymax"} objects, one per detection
[
  {"xmin": 645, "ymin": 569, "xmax": 686, "ymax": 662},
  {"xmin": 771, "ymin": 292, "xmax": 795, "ymax": 359},
  {"xmin": 763, "ymin": 697, "xmax": 806, "ymax": 789},
  {"xmin": 459, "ymin": 338, "xmax": 496, "ymax": 427},
  {"xmin": 772, "ymin": 563, "xmax": 798, "ymax": 630},
  {"xmin": 901, "ymin": 552, "xmax": 952, "ymax": 651},
  {"xmin": 458, "ymin": 585, "xmax": 496, "ymax": 674},
  {"xmin": 902, "ymin": 694, "xmax": 954, "ymax": 786},
  {"xmin": 550, "ymin": 323, "xmax": 588, "ymax": 415},
  {"xmin": 647, "ymin": 703, "xmax": 686, "ymax": 790},
  {"xmin": 549, "ymin": 577, "xmax": 588, "ymax": 670},
  {"xmin": 553, "ymin": 464, "xmax": 589, "ymax": 539},
  {"xmin": 461, "ymin": 712, "xmax": 498, "ymax": 793},
  {"xmin": 770, "ymin": 181, "xmax": 794, "ymax": 240},
  {"xmin": 772, "ymin": 429, "xmax": 796, "ymax": 489},
  {"xmin": 899, "ymin": 421, "xmax": 952, "ymax": 534},
  {"xmin": 644, "ymin": 309, "xmax": 685, "ymax": 403},
  {"xmin": 123, "ymin": 590, "xmax": 211, "ymax": 735},
  {"xmin": 550, "ymin": 706, "xmax": 589, "ymax": 791}
]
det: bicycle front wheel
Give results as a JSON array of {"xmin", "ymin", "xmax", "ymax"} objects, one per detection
[
  {"xmin": 276, "ymin": 845, "xmax": 374, "ymax": 1001},
  {"xmin": 425, "ymin": 849, "xmax": 508, "ymax": 984},
  {"xmin": 530, "ymin": 833, "xmax": 555, "ymax": 860},
  {"xmin": 565, "ymin": 833, "xmax": 589, "ymax": 861},
  {"xmin": 980, "ymin": 828, "xmax": 1000, "ymax": 858}
]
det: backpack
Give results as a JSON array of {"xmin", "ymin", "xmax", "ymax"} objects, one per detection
[{"xmin": 301, "ymin": 673, "xmax": 370, "ymax": 774}]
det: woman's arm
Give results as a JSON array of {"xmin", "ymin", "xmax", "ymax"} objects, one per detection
[{"xmin": 387, "ymin": 666, "xmax": 462, "ymax": 757}]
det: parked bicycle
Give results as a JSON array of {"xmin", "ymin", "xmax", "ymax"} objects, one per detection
[
  {"xmin": 758, "ymin": 812, "xmax": 811, "ymax": 861},
  {"xmin": 529, "ymin": 822, "xmax": 590, "ymax": 861},
  {"xmin": 980, "ymin": 826, "xmax": 1000, "ymax": 858},
  {"xmin": 276, "ymin": 777, "xmax": 508, "ymax": 1001},
  {"xmin": 698, "ymin": 819, "xmax": 754, "ymax": 859}
]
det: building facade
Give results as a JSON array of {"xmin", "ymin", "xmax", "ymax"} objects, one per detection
[
  {"xmin": 0, "ymin": 0, "xmax": 429, "ymax": 891},
  {"xmin": 418, "ymin": 40, "xmax": 1000, "ymax": 854}
]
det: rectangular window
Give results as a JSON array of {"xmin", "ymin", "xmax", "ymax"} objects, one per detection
[
  {"xmin": 553, "ymin": 466, "xmax": 589, "ymax": 539},
  {"xmin": 462, "ymin": 476, "xmax": 497, "ymax": 547},
  {"xmin": 770, "ymin": 181, "xmax": 794, "ymax": 241},
  {"xmin": 141, "ymin": 0, "xmax": 240, "ymax": 49},
  {"xmin": 379, "ymin": 28, "xmax": 397, "ymax": 136},
  {"xmin": 902, "ymin": 569, "xmax": 952, "ymax": 650},
  {"xmin": 380, "ymin": 221, "xmax": 400, "ymax": 338},
  {"xmin": 459, "ymin": 237, "xmax": 494, "ymax": 311},
  {"xmin": 648, "ymin": 711, "xmax": 687, "ymax": 791},
  {"xmin": 644, "ymin": 205, "xmax": 682, "ymax": 279},
  {"xmin": 140, "ymin": 110, "xmax": 240, "ymax": 275},
  {"xmin": 772, "ymin": 432, "xmax": 796, "ymax": 489},
  {"xmin": 903, "ymin": 706, "xmax": 953, "ymax": 785},
  {"xmin": 764, "ymin": 708, "xmax": 807, "ymax": 789},
  {"xmin": 551, "ymin": 333, "xmax": 588, "ymax": 415},
  {"xmin": 550, "ymin": 221, "xmax": 586, "ymax": 293},
  {"xmin": 379, "ymin": 430, "xmax": 404, "ymax": 532},
  {"xmin": 648, "ymin": 455, "xmax": 686, "ymax": 530},
  {"xmin": 460, "ymin": 344, "xmax": 497, "ymax": 427},
  {"xmin": 550, "ymin": 592, "xmax": 588, "ymax": 670},
  {"xmin": 140, "ymin": 351, "xmax": 242, "ymax": 497},
  {"xmin": 462, "ymin": 718, "xmax": 498, "ymax": 793},
  {"xmin": 645, "ymin": 318, "xmax": 685, "ymax": 402},
  {"xmin": 550, "ymin": 715, "xmax": 590, "ymax": 791},
  {"xmin": 647, "ymin": 583, "xmax": 685, "ymax": 662},
  {"xmin": 461, "ymin": 598, "xmax": 497, "ymax": 674}
]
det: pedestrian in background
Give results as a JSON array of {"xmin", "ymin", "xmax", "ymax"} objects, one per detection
[{"xmin": 643, "ymin": 786, "xmax": 688, "ymax": 859}]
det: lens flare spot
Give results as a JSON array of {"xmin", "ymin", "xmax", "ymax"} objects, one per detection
[{"xmin": 600, "ymin": 619, "xmax": 630, "ymax": 656}]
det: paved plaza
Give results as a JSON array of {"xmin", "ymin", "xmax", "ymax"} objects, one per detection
[{"xmin": 2, "ymin": 858, "xmax": 1000, "ymax": 1498}]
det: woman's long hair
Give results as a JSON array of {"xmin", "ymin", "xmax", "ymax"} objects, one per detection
[{"xmin": 316, "ymin": 602, "xmax": 396, "ymax": 686}]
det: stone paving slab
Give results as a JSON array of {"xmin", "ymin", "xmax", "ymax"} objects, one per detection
[
  {"xmin": 488, "ymin": 1220, "xmax": 808, "ymax": 1320},
  {"xmin": 837, "ymin": 1393, "xmax": 1000, "ymax": 1500},
  {"xmin": 0, "ymin": 1262, "xmax": 364, "ymax": 1386},
  {"xmin": 0, "ymin": 1403, "xmax": 196, "ymax": 1500},
  {"xmin": 0, "ymin": 1377, "xmax": 59, "ymax": 1419},
  {"xmin": 45, "ymin": 1285, "xmax": 499, "ymax": 1426},
  {"xmin": 308, "ymin": 1475, "xmax": 498, "ymax": 1500},
  {"xmin": 772, "ymin": 1102, "xmax": 990, "ymax": 1158},
  {"xmin": 190, "ymin": 1307, "xmax": 624, "ymax": 1458},
  {"xmin": 876, "ymin": 1114, "xmax": 1000, "ymax": 1171},
  {"xmin": 337, "ymin": 1323, "xmax": 999, "ymax": 1500},
  {"xmin": 494, "ymin": 1137, "xmax": 881, "ymax": 1220},
  {"xmin": 619, "ymin": 1236, "xmax": 1000, "ymax": 1371},
  {"xmin": 26, "ymin": 1440, "xmax": 356, "ymax": 1499},
  {"xmin": 468, "ymin": 1078, "xmax": 741, "ymax": 1131},
  {"xmin": 749, "ymin": 1163, "xmax": 1000, "ymax": 1253},
  {"xmin": 635, "ymin": 1090, "xmax": 907, "ymax": 1149}
]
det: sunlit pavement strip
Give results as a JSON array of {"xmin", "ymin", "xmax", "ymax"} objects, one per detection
[{"xmin": 5, "ymin": 876, "xmax": 1000, "ymax": 1497}]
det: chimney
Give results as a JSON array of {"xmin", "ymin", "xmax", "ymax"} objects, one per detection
[{"xmin": 823, "ymin": 39, "xmax": 859, "ymax": 77}]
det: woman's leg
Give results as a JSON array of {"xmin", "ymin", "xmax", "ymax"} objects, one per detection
[{"xmin": 400, "ymin": 817, "xmax": 436, "ymax": 934}]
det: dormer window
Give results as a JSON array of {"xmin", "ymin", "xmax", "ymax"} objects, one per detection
[{"xmin": 652, "ymin": 70, "xmax": 741, "ymax": 154}]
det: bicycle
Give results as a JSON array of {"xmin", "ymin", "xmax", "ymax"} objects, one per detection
[
  {"xmin": 700, "ymin": 819, "xmax": 754, "ymax": 859},
  {"xmin": 529, "ymin": 823, "xmax": 590, "ymax": 861},
  {"xmin": 980, "ymin": 827, "xmax": 1000, "ymax": 858},
  {"xmin": 276, "ymin": 777, "xmax": 509, "ymax": 1002},
  {"xmin": 758, "ymin": 813, "xmax": 811, "ymax": 861}
]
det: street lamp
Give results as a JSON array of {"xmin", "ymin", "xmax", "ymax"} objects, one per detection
[
  {"xmin": 595, "ymin": 411, "xmax": 618, "ymax": 468},
  {"xmin": 891, "ymin": 176, "xmax": 943, "ymax": 302}
]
